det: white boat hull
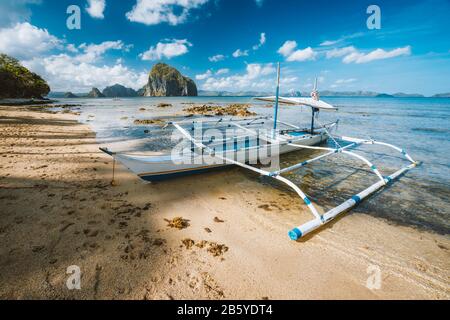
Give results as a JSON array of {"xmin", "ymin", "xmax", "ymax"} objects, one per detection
[{"xmin": 112, "ymin": 131, "xmax": 328, "ymax": 181}]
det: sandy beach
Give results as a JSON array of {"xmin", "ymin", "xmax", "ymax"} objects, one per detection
[{"xmin": 0, "ymin": 105, "xmax": 449, "ymax": 300}]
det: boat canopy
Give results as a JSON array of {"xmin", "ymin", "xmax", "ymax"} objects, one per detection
[{"xmin": 255, "ymin": 96, "xmax": 337, "ymax": 111}]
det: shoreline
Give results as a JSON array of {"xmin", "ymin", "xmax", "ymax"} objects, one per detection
[{"xmin": 0, "ymin": 105, "xmax": 449, "ymax": 299}]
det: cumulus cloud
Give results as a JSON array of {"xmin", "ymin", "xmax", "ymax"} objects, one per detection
[
  {"xmin": 195, "ymin": 69, "xmax": 212, "ymax": 80},
  {"xmin": 0, "ymin": 22, "xmax": 61, "ymax": 59},
  {"xmin": 77, "ymin": 40, "xmax": 127, "ymax": 63},
  {"xmin": 86, "ymin": 0, "xmax": 106, "ymax": 19},
  {"xmin": 278, "ymin": 40, "xmax": 317, "ymax": 62},
  {"xmin": 232, "ymin": 49, "xmax": 249, "ymax": 58},
  {"xmin": 201, "ymin": 63, "xmax": 276, "ymax": 91},
  {"xmin": 208, "ymin": 54, "xmax": 225, "ymax": 62},
  {"xmin": 3, "ymin": 22, "xmax": 147, "ymax": 93},
  {"xmin": 285, "ymin": 47, "xmax": 316, "ymax": 62},
  {"xmin": 277, "ymin": 40, "xmax": 297, "ymax": 57},
  {"xmin": 139, "ymin": 39, "xmax": 192, "ymax": 60},
  {"xmin": 23, "ymin": 51, "xmax": 147, "ymax": 92},
  {"xmin": 126, "ymin": 0, "xmax": 209, "ymax": 26},
  {"xmin": 196, "ymin": 68, "xmax": 229, "ymax": 80}
]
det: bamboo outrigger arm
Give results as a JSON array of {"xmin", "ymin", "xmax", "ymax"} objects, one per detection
[
  {"xmin": 286, "ymin": 136, "xmax": 420, "ymax": 240},
  {"xmin": 171, "ymin": 121, "xmax": 419, "ymax": 241}
]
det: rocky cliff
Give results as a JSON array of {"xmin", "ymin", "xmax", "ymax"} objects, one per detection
[
  {"xmin": 140, "ymin": 63, "xmax": 197, "ymax": 97},
  {"xmin": 0, "ymin": 54, "xmax": 50, "ymax": 99},
  {"xmin": 102, "ymin": 84, "xmax": 137, "ymax": 97},
  {"xmin": 87, "ymin": 87, "xmax": 105, "ymax": 98}
]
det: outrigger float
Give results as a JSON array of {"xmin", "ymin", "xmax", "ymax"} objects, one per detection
[{"xmin": 100, "ymin": 64, "xmax": 420, "ymax": 240}]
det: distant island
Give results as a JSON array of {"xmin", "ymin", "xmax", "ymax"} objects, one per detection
[
  {"xmin": 103, "ymin": 84, "xmax": 138, "ymax": 97},
  {"xmin": 432, "ymin": 93, "xmax": 450, "ymax": 98},
  {"xmin": 198, "ymin": 89, "xmax": 428, "ymax": 98},
  {"xmin": 87, "ymin": 87, "xmax": 105, "ymax": 98},
  {"xmin": 140, "ymin": 63, "xmax": 197, "ymax": 97},
  {"xmin": 48, "ymin": 88, "xmax": 449, "ymax": 99}
]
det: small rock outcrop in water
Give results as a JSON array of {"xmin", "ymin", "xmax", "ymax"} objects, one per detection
[
  {"xmin": 0, "ymin": 54, "xmax": 50, "ymax": 99},
  {"xmin": 64, "ymin": 92, "xmax": 78, "ymax": 98},
  {"xmin": 102, "ymin": 84, "xmax": 138, "ymax": 97},
  {"xmin": 183, "ymin": 104, "xmax": 256, "ymax": 117},
  {"xmin": 87, "ymin": 87, "xmax": 105, "ymax": 98},
  {"xmin": 140, "ymin": 63, "xmax": 197, "ymax": 97}
]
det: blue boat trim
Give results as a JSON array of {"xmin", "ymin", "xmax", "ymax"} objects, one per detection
[
  {"xmin": 351, "ymin": 195, "xmax": 361, "ymax": 204},
  {"xmin": 303, "ymin": 197, "xmax": 311, "ymax": 205},
  {"xmin": 288, "ymin": 228, "xmax": 302, "ymax": 240}
]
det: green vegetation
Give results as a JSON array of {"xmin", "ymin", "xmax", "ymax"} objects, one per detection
[
  {"xmin": 150, "ymin": 62, "xmax": 185, "ymax": 81},
  {"xmin": 0, "ymin": 53, "xmax": 50, "ymax": 99}
]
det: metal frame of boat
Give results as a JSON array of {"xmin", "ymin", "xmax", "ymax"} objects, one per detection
[{"xmin": 100, "ymin": 64, "xmax": 420, "ymax": 240}]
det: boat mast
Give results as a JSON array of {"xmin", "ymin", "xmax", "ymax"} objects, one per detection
[
  {"xmin": 272, "ymin": 62, "xmax": 281, "ymax": 139},
  {"xmin": 311, "ymin": 77, "xmax": 319, "ymax": 134}
]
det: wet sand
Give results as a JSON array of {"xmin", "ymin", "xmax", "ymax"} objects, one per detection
[{"xmin": 0, "ymin": 105, "xmax": 449, "ymax": 299}]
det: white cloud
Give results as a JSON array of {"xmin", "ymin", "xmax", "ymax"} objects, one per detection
[
  {"xmin": 320, "ymin": 40, "xmax": 339, "ymax": 46},
  {"xmin": 86, "ymin": 0, "xmax": 105, "ymax": 19},
  {"xmin": 126, "ymin": 0, "xmax": 209, "ymax": 26},
  {"xmin": 195, "ymin": 68, "xmax": 229, "ymax": 81},
  {"xmin": 320, "ymin": 32, "xmax": 365, "ymax": 47},
  {"xmin": 277, "ymin": 40, "xmax": 297, "ymax": 56},
  {"xmin": 77, "ymin": 40, "xmax": 126, "ymax": 63},
  {"xmin": 0, "ymin": 22, "xmax": 61, "ymax": 59},
  {"xmin": 280, "ymin": 76, "xmax": 298, "ymax": 85},
  {"xmin": 0, "ymin": 0, "xmax": 41, "ymax": 28},
  {"xmin": 216, "ymin": 68, "xmax": 229, "ymax": 75},
  {"xmin": 343, "ymin": 46, "xmax": 411, "ymax": 64},
  {"xmin": 23, "ymin": 53, "xmax": 147, "ymax": 93},
  {"xmin": 8, "ymin": 29, "xmax": 147, "ymax": 93},
  {"xmin": 232, "ymin": 49, "xmax": 249, "ymax": 58},
  {"xmin": 286, "ymin": 47, "xmax": 316, "ymax": 62},
  {"xmin": 139, "ymin": 39, "xmax": 192, "ymax": 60},
  {"xmin": 208, "ymin": 54, "xmax": 225, "ymax": 62},
  {"xmin": 201, "ymin": 63, "xmax": 276, "ymax": 91},
  {"xmin": 325, "ymin": 46, "xmax": 357, "ymax": 59},
  {"xmin": 252, "ymin": 32, "xmax": 266, "ymax": 50},
  {"xmin": 325, "ymin": 44, "xmax": 411, "ymax": 64},
  {"xmin": 195, "ymin": 69, "xmax": 212, "ymax": 80},
  {"xmin": 278, "ymin": 41, "xmax": 316, "ymax": 62},
  {"xmin": 66, "ymin": 43, "xmax": 79, "ymax": 53}
]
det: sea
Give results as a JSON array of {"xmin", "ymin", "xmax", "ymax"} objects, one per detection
[{"xmin": 54, "ymin": 96, "xmax": 450, "ymax": 235}]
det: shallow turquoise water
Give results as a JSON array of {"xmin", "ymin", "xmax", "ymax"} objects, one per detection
[{"xmin": 55, "ymin": 96, "xmax": 450, "ymax": 234}]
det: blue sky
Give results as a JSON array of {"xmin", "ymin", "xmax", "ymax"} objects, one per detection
[{"xmin": 0, "ymin": 0, "xmax": 449, "ymax": 95}]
